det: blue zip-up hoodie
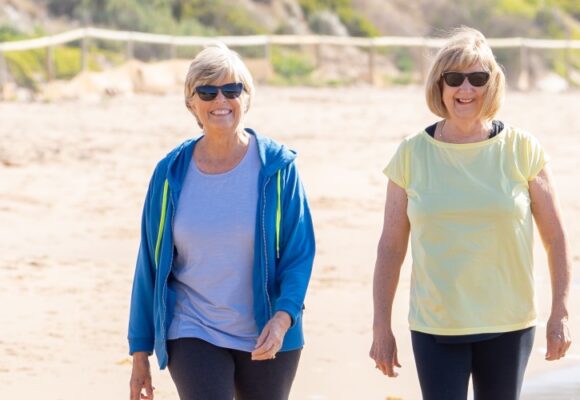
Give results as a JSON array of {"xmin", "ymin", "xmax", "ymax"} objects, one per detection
[{"xmin": 128, "ymin": 128, "xmax": 315, "ymax": 369}]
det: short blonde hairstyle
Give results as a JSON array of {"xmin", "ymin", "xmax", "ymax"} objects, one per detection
[
  {"xmin": 184, "ymin": 42, "xmax": 255, "ymax": 128},
  {"xmin": 425, "ymin": 27, "xmax": 505, "ymax": 121}
]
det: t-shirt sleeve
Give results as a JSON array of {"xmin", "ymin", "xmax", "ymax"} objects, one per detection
[
  {"xmin": 383, "ymin": 140, "xmax": 408, "ymax": 189},
  {"xmin": 520, "ymin": 132, "xmax": 550, "ymax": 180}
]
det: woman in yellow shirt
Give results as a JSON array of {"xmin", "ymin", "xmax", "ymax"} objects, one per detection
[{"xmin": 370, "ymin": 27, "xmax": 572, "ymax": 400}]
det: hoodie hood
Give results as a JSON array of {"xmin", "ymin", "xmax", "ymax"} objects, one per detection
[{"xmin": 162, "ymin": 128, "xmax": 296, "ymax": 193}]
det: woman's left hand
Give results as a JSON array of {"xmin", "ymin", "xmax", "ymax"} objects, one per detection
[
  {"xmin": 545, "ymin": 314, "xmax": 572, "ymax": 361},
  {"xmin": 252, "ymin": 311, "xmax": 291, "ymax": 361}
]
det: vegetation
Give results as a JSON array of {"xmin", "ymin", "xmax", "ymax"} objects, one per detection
[
  {"xmin": 270, "ymin": 47, "xmax": 315, "ymax": 85},
  {"xmin": 298, "ymin": 0, "xmax": 380, "ymax": 37},
  {"xmin": 0, "ymin": 0, "xmax": 578, "ymax": 89},
  {"xmin": 45, "ymin": 0, "xmax": 267, "ymax": 36}
]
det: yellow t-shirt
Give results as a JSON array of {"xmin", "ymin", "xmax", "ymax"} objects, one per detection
[{"xmin": 384, "ymin": 125, "xmax": 548, "ymax": 335}]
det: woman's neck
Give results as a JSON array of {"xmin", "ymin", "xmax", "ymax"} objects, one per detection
[
  {"xmin": 194, "ymin": 129, "xmax": 250, "ymax": 174},
  {"xmin": 437, "ymin": 119, "xmax": 491, "ymax": 144}
]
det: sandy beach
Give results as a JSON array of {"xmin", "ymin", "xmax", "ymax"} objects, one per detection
[{"xmin": 0, "ymin": 85, "xmax": 578, "ymax": 399}]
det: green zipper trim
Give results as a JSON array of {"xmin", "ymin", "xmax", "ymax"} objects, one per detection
[
  {"xmin": 154, "ymin": 179, "xmax": 170, "ymax": 268},
  {"xmin": 276, "ymin": 170, "xmax": 281, "ymax": 258}
]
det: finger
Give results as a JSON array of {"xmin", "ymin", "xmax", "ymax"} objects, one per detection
[
  {"xmin": 255, "ymin": 326, "xmax": 271, "ymax": 349},
  {"xmin": 384, "ymin": 361, "xmax": 396, "ymax": 377},
  {"xmin": 144, "ymin": 381, "xmax": 154, "ymax": 400},
  {"xmin": 545, "ymin": 340, "xmax": 561, "ymax": 360},
  {"xmin": 130, "ymin": 382, "xmax": 141, "ymax": 400},
  {"xmin": 252, "ymin": 341, "xmax": 277, "ymax": 359}
]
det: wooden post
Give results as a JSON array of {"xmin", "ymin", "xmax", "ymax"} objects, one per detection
[
  {"xmin": 518, "ymin": 41, "xmax": 529, "ymax": 91},
  {"xmin": 314, "ymin": 42, "xmax": 322, "ymax": 68},
  {"xmin": 126, "ymin": 39, "xmax": 134, "ymax": 60},
  {"xmin": 420, "ymin": 43, "xmax": 428, "ymax": 84},
  {"xmin": 81, "ymin": 36, "xmax": 89, "ymax": 71},
  {"xmin": 46, "ymin": 45, "xmax": 55, "ymax": 81},
  {"xmin": 264, "ymin": 38, "xmax": 271, "ymax": 81},
  {"xmin": 170, "ymin": 43, "xmax": 177, "ymax": 60},
  {"xmin": 0, "ymin": 51, "xmax": 7, "ymax": 100},
  {"xmin": 368, "ymin": 41, "xmax": 376, "ymax": 85},
  {"xmin": 564, "ymin": 37, "xmax": 571, "ymax": 88}
]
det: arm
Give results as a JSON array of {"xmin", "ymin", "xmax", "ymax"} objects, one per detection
[
  {"xmin": 128, "ymin": 169, "xmax": 161, "ymax": 398},
  {"xmin": 252, "ymin": 164, "xmax": 315, "ymax": 361},
  {"xmin": 529, "ymin": 167, "xmax": 572, "ymax": 361},
  {"xmin": 130, "ymin": 352, "xmax": 155, "ymax": 400},
  {"xmin": 369, "ymin": 180, "xmax": 410, "ymax": 377}
]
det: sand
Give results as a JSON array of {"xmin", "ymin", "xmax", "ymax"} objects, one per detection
[{"xmin": 0, "ymin": 86, "xmax": 578, "ymax": 399}]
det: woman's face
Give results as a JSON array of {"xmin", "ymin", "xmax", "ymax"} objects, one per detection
[
  {"xmin": 188, "ymin": 76, "xmax": 245, "ymax": 135},
  {"xmin": 441, "ymin": 62, "xmax": 488, "ymax": 123}
]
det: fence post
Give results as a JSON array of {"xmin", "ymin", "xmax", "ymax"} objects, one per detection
[
  {"xmin": 564, "ymin": 38, "xmax": 571, "ymax": 88},
  {"xmin": 265, "ymin": 37, "xmax": 271, "ymax": 81},
  {"xmin": 46, "ymin": 45, "xmax": 55, "ymax": 81},
  {"xmin": 81, "ymin": 35, "xmax": 89, "ymax": 71},
  {"xmin": 518, "ymin": 39, "xmax": 529, "ymax": 91},
  {"xmin": 420, "ymin": 40, "xmax": 428, "ymax": 84},
  {"xmin": 170, "ymin": 41, "xmax": 177, "ymax": 60},
  {"xmin": 314, "ymin": 41, "xmax": 322, "ymax": 68},
  {"xmin": 0, "ymin": 51, "xmax": 7, "ymax": 100},
  {"xmin": 368, "ymin": 40, "xmax": 376, "ymax": 85},
  {"xmin": 126, "ymin": 39, "xmax": 134, "ymax": 60}
]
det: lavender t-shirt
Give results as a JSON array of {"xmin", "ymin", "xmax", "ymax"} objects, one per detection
[{"xmin": 167, "ymin": 135, "xmax": 260, "ymax": 351}]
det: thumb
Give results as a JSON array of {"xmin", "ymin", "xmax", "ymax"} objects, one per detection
[{"xmin": 255, "ymin": 325, "xmax": 270, "ymax": 349}]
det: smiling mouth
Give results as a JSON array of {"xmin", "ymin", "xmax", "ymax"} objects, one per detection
[
  {"xmin": 456, "ymin": 98, "xmax": 474, "ymax": 104},
  {"xmin": 210, "ymin": 109, "xmax": 232, "ymax": 115}
]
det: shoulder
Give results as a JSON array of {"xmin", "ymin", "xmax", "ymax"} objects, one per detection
[
  {"xmin": 149, "ymin": 137, "xmax": 198, "ymax": 185},
  {"xmin": 247, "ymin": 128, "xmax": 297, "ymax": 175},
  {"xmin": 392, "ymin": 130, "xmax": 429, "ymax": 155}
]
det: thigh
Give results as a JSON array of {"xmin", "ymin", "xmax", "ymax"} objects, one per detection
[
  {"xmin": 411, "ymin": 331, "xmax": 472, "ymax": 400},
  {"xmin": 472, "ymin": 327, "xmax": 535, "ymax": 400},
  {"xmin": 167, "ymin": 338, "xmax": 235, "ymax": 400},
  {"xmin": 232, "ymin": 349, "xmax": 301, "ymax": 400}
]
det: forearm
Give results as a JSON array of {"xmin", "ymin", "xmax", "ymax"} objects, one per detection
[
  {"xmin": 372, "ymin": 243, "xmax": 405, "ymax": 332},
  {"xmin": 545, "ymin": 234, "xmax": 572, "ymax": 318}
]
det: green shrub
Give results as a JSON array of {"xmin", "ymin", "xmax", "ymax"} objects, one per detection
[
  {"xmin": 271, "ymin": 47, "xmax": 315, "ymax": 84},
  {"xmin": 336, "ymin": 7, "xmax": 380, "ymax": 37}
]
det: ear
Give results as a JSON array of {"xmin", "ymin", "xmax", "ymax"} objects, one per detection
[{"xmin": 186, "ymin": 97, "xmax": 196, "ymax": 113}]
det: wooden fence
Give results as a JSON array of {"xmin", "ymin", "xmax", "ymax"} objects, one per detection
[{"xmin": 0, "ymin": 27, "xmax": 579, "ymax": 89}]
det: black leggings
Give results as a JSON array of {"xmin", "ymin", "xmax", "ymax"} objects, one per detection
[
  {"xmin": 167, "ymin": 338, "xmax": 301, "ymax": 400},
  {"xmin": 411, "ymin": 327, "xmax": 535, "ymax": 400}
]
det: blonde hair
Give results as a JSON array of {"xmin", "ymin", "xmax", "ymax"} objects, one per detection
[
  {"xmin": 425, "ymin": 27, "xmax": 505, "ymax": 120},
  {"xmin": 184, "ymin": 42, "xmax": 255, "ymax": 128}
]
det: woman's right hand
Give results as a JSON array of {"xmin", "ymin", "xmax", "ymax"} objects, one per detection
[
  {"xmin": 370, "ymin": 329, "xmax": 401, "ymax": 377},
  {"xmin": 130, "ymin": 352, "xmax": 155, "ymax": 400}
]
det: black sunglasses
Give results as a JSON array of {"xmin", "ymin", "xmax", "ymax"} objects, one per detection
[
  {"xmin": 194, "ymin": 82, "xmax": 244, "ymax": 101},
  {"xmin": 441, "ymin": 71, "xmax": 490, "ymax": 87}
]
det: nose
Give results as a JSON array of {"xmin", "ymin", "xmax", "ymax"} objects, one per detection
[
  {"xmin": 459, "ymin": 77, "xmax": 474, "ymax": 89},
  {"xmin": 213, "ymin": 89, "xmax": 228, "ymax": 101}
]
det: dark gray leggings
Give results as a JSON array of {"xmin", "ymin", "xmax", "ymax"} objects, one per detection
[
  {"xmin": 167, "ymin": 338, "xmax": 301, "ymax": 400},
  {"xmin": 411, "ymin": 327, "xmax": 535, "ymax": 400}
]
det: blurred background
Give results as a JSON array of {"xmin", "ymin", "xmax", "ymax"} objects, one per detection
[{"xmin": 0, "ymin": 0, "xmax": 579, "ymax": 102}]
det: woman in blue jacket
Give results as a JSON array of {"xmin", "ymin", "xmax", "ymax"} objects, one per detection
[{"xmin": 128, "ymin": 43, "xmax": 315, "ymax": 400}]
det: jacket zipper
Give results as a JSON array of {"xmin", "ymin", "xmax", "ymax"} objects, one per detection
[
  {"xmin": 160, "ymin": 193, "xmax": 175, "ymax": 364},
  {"xmin": 261, "ymin": 175, "xmax": 273, "ymax": 321}
]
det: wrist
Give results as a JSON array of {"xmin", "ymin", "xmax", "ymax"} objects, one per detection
[{"xmin": 274, "ymin": 311, "xmax": 292, "ymax": 329}]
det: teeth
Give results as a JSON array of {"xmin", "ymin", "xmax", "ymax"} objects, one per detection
[
  {"xmin": 457, "ymin": 98, "xmax": 473, "ymax": 103},
  {"xmin": 211, "ymin": 109, "xmax": 231, "ymax": 115}
]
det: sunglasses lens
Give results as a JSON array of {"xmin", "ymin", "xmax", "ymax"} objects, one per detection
[
  {"xmin": 221, "ymin": 83, "xmax": 243, "ymax": 99},
  {"xmin": 196, "ymin": 86, "xmax": 218, "ymax": 101},
  {"xmin": 443, "ymin": 72, "xmax": 465, "ymax": 87},
  {"xmin": 195, "ymin": 83, "xmax": 243, "ymax": 101},
  {"xmin": 467, "ymin": 72, "xmax": 490, "ymax": 87}
]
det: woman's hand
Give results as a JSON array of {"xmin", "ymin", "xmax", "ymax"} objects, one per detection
[
  {"xmin": 130, "ymin": 352, "xmax": 155, "ymax": 400},
  {"xmin": 252, "ymin": 311, "xmax": 291, "ymax": 361},
  {"xmin": 545, "ymin": 314, "xmax": 572, "ymax": 361},
  {"xmin": 370, "ymin": 329, "xmax": 402, "ymax": 377}
]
